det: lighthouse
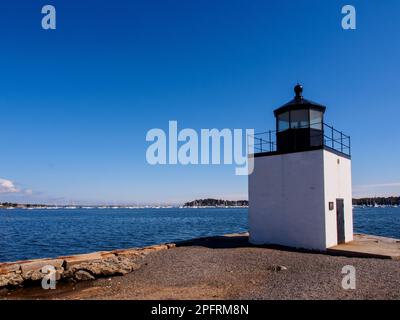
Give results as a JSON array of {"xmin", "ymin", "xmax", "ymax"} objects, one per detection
[{"xmin": 248, "ymin": 85, "xmax": 353, "ymax": 251}]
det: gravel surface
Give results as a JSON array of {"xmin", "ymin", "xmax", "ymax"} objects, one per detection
[{"xmin": 1, "ymin": 235, "xmax": 400, "ymax": 300}]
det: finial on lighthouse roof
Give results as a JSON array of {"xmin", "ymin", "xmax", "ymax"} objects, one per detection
[{"xmin": 294, "ymin": 84, "xmax": 303, "ymax": 99}]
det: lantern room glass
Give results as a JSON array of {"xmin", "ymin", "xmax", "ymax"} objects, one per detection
[
  {"xmin": 290, "ymin": 109, "xmax": 309, "ymax": 129},
  {"xmin": 278, "ymin": 112, "xmax": 290, "ymax": 132},
  {"xmin": 310, "ymin": 109, "xmax": 323, "ymax": 130},
  {"xmin": 277, "ymin": 109, "xmax": 324, "ymax": 132}
]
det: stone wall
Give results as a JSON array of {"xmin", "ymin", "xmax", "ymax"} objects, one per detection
[{"xmin": 0, "ymin": 243, "xmax": 175, "ymax": 288}]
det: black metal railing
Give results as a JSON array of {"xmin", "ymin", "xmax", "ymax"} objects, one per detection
[
  {"xmin": 323, "ymin": 123, "xmax": 351, "ymax": 156},
  {"xmin": 248, "ymin": 122, "xmax": 351, "ymax": 156},
  {"xmin": 248, "ymin": 130, "xmax": 277, "ymax": 153}
]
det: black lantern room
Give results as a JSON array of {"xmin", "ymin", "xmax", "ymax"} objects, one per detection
[{"xmin": 274, "ymin": 84, "xmax": 326, "ymax": 153}]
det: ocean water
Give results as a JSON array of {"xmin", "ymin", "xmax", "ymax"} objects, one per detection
[
  {"xmin": 0, "ymin": 207, "xmax": 399, "ymax": 263},
  {"xmin": 0, "ymin": 208, "xmax": 247, "ymax": 263}
]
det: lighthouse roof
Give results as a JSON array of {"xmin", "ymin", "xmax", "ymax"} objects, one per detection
[{"xmin": 274, "ymin": 84, "xmax": 326, "ymax": 116}]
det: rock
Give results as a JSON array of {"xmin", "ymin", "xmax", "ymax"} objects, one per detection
[
  {"xmin": 19, "ymin": 259, "xmax": 64, "ymax": 281},
  {"xmin": 65, "ymin": 256, "xmax": 138, "ymax": 278},
  {"xmin": 112, "ymin": 248, "xmax": 142, "ymax": 258},
  {"xmin": 0, "ymin": 263, "xmax": 21, "ymax": 275},
  {"xmin": 20, "ymin": 259, "xmax": 63, "ymax": 273},
  {"xmin": 20, "ymin": 259, "xmax": 64, "ymax": 272},
  {"xmin": 140, "ymin": 244, "xmax": 169, "ymax": 255},
  {"xmin": 0, "ymin": 276, "xmax": 8, "ymax": 287},
  {"xmin": 74, "ymin": 270, "xmax": 95, "ymax": 281},
  {"xmin": 268, "ymin": 265, "xmax": 288, "ymax": 272},
  {"xmin": 0, "ymin": 272, "xmax": 24, "ymax": 287},
  {"xmin": 63, "ymin": 252, "xmax": 115, "ymax": 269},
  {"xmin": 149, "ymin": 244, "xmax": 169, "ymax": 251}
]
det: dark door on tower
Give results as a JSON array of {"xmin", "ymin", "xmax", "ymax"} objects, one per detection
[{"xmin": 336, "ymin": 199, "xmax": 345, "ymax": 244}]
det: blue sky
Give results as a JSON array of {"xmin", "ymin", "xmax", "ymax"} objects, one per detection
[{"xmin": 1, "ymin": 0, "xmax": 400, "ymax": 204}]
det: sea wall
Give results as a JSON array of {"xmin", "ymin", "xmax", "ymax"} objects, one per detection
[{"xmin": 0, "ymin": 243, "xmax": 175, "ymax": 288}]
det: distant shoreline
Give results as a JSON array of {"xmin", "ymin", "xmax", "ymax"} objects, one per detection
[{"xmin": 0, "ymin": 198, "xmax": 250, "ymax": 210}]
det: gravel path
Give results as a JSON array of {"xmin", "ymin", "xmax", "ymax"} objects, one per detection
[{"xmin": 2, "ymin": 235, "xmax": 400, "ymax": 300}]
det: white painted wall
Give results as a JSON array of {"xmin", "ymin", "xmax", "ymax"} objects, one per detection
[
  {"xmin": 248, "ymin": 149, "xmax": 353, "ymax": 250},
  {"xmin": 248, "ymin": 150, "xmax": 326, "ymax": 250},
  {"xmin": 323, "ymin": 150, "xmax": 353, "ymax": 248}
]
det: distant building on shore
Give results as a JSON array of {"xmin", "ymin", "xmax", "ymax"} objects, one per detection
[{"xmin": 248, "ymin": 85, "xmax": 353, "ymax": 250}]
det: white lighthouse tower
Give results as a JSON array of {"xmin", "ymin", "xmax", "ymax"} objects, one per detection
[{"xmin": 248, "ymin": 85, "xmax": 353, "ymax": 251}]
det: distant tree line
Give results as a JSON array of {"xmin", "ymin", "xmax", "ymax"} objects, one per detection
[
  {"xmin": 352, "ymin": 197, "xmax": 400, "ymax": 206},
  {"xmin": 0, "ymin": 202, "xmax": 47, "ymax": 208},
  {"xmin": 183, "ymin": 198, "xmax": 248, "ymax": 207},
  {"xmin": 0, "ymin": 202, "xmax": 16, "ymax": 207}
]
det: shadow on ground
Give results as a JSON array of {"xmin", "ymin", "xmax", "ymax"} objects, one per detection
[
  {"xmin": 178, "ymin": 233, "xmax": 400, "ymax": 260},
  {"xmin": 175, "ymin": 233, "xmax": 325, "ymax": 255}
]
